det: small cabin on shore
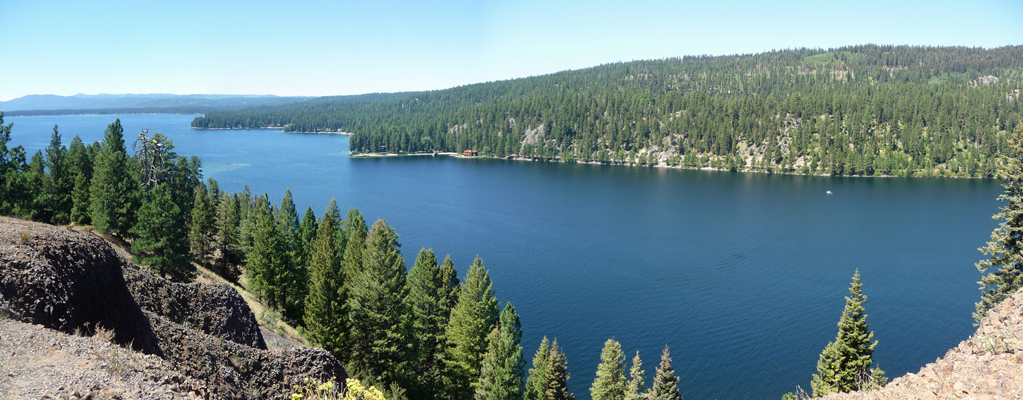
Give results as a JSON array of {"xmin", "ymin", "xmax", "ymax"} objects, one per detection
[{"xmin": 462, "ymin": 150, "xmax": 478, "ymax": 157}]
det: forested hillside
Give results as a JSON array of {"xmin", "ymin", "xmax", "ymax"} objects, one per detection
[{"xmin": 192, "ymin": 45, "xmax": 1023, "ymax": 177}]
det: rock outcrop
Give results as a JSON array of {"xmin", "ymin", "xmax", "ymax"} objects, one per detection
[
  {"xmin": 823, "ymin": 288, "xmax": 1023, "ymax": 400},
  {"xmin": 0, "ymin": 217, "xmax": 345, "ymax": 399}
]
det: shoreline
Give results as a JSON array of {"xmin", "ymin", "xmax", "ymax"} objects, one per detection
[
  {"xmin": 190, "ymin": 126, "xmax": 351, "ymax": 135},
  {"xmin": 349, "ymin": 151, "xmax": 995, "ymax": 179}
]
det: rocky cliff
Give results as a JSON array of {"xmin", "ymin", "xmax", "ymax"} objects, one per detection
[
  {"xmin": 820, "ymin": 285, "xmax": 1023, "ymax": 399},
  {"xmin": 0, "ymin": 217, "xmax": 346, "ymax": 399}
]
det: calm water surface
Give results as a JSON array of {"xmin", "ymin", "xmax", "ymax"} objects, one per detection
[{"xmin": 7, "ymin": 114, "xmax": 1003, "ymax": 400}]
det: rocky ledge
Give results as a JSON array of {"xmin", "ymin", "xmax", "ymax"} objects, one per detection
[
  {"xmin": 823, "ymin": 288, "xmax": 1023, "ymax": 400},
  {"xmin": 0, "ymin": 217, "xmax": 345, "ymax": 399}
]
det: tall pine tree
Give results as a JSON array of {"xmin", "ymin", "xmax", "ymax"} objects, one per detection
[
  {"xmin": 625, "ymin": 352, "xmax": 646, "ymax": 400},
  {"xmin": 189, "ymin": 181, "xmax": 213, "ymax": 265},
  {"xmin": 245, "ymin": 195, "xmax": 290, "ymax": 309},
  {"xmin": 44, "ymin": 125, "xmax": 72, "ymax": 224},
  {"xmin": 405, "ymin": 248, "xmax": 452, "ymax": 399},
  {"xmin": 544, "ymin": 339, "xmax": 574, "ymax": 400},
  {"xmin": 130, "ymin": 183, "xmax": 190, "ymax": 279},
  {"xmin": 649, "ymin": 346, "xmax": 681, "ymax": 400},
  {"xmin": 525, "ymin": 337, "xmax": 552, "ymax": 400},
  {"xmin": 90, "ymin": 119, "xmax": 139, "ymax": 237},
  {"xmin": 276, "ymin": 189, "xmax": 308, "ymax": 321},
  {"xmin": 444, "ymin": 256, "xmax": 499, "ymax": 400},
  {"xmin": 347, "ymin": 219, "xmax": 410, "ymax": 389},
  {"xmin": 476, "ymin": 303, "xmax": 526, "ymax": 400},
  {"xmin": 976, "ymin": 124, "xmax": 1023, "ymax": 320},
  {"xmin": 811, "ymin": 270, "xmax": 886, "ymax": 396},
  {"xmin": 590, "ymin": 339, "xmax": 627, "ymax": 400},
  {"xmin": 303, "ymin": 204, "xmax": 346, "ymax": 360}
]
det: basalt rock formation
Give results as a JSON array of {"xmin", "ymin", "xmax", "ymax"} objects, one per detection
[{"xmin": 0, "ymin": 217, "xmax": 345, "ymax": 399}]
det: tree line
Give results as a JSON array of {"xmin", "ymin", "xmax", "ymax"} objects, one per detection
[
  {"xmin": 6, "ymin": 112, "xmax": 1023, "ymax": 399},
  {"xmin": 193, "ymin": 44, "xmax": 1023, "ymax": 178}
]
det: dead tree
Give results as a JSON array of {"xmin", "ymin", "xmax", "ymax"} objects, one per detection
[{"xmin": 133, "ymin": 129, "xmax": 167, "ymax": 192}]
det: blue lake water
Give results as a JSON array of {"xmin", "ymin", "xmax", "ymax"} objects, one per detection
[{"xmin": 6, "ymin": 113, "xmax": 1004, "ymax": 399}]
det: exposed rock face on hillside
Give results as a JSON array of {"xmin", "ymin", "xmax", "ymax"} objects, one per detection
[
  {"xmin": 823, "ymin": 289, "xmax": 1023, "ymax": 400},
  {"xmin": 0, "ymin": 217, "xmax": 345, "ymax": 399}
]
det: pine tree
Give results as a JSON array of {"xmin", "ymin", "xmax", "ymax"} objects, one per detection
[
  {"xmin": 245, "ymin": 195, "xmax": 290, "ymax": 309},
  {"xmin": 404, "ymin": 248, "xmax": 450, "ymax": 399},
  {"xmin": 70, "ymin": 171, "xmax": 91, "ymax": 225},
  {"xmin": 341, "ymin": 207, "xmax": 366, "ymax": 283},
  {"xmin": 476, "ymin": 303, "xmax": 526, "ymax": 400},
  {"xmin": 44, "ymin": 125, "xmax": 72, "ymax": 224},
  {"xmin": 300, "ymin": 206, "xmax": 318, "ymax": 254},
  {"xmin": 810, "ymin": 341, "xmax": 841, "ymax": 397},
  {"xmin": 976, "ymin": 124, "xmax": 1023, "ymax": 321},
  {"xmin": 189, "ymin": 182, "xmax": 213, "ymax": 265},
  {"xmin": 0, "ymin": 112, "xmax": 29, "ymax": 216},
  {"xmin": 525, "ymin": 337, "xmax": 552, "ymax": 400},
  {"xmin": 347, "ymin": 219, "xmax": 409, "ymax": 389},
  {"xmin": 444, "ymin": 256, "xmax": 499, "ymax": 400},
  {"xmin": 214, "ymin": 192, "xmax": 241, "ymax": 275},
  {"xmin": 545, "ymin": 339, "xmax": 574, "ymax": 400},
  {"xmin": 625, "ymin": 352, "xmax": 645, "ymax": 400},
  {"xmin": 90, "ymin": 119, "xmax": 139, "ymax": 237},
  {"xmin": 26, "ymin": 151, "xmax": 49, "ymax": 220},
  {"xmin": 303, "ymin": 207, "xmax": 345, "ymax": 359},
  {"xmin": 276, "ymin": 189, "xmax": 307, "ymax": 321},
  {"xmin": 67, "ymin": 135, "xmax": 92, "ymax": 225},
  {"xmin": 130, "ymin": 183, "xmax": 191, "ymax": 279},
  {"xmin": 440, "ymin": 255, "xmax": 461, "ymax": 311},
  {"xmin": 650, "ymin": 346, "xmax": 681, "ymax": 400},
  {"xmin": 811, "ymin": 270, "xmax": 886, "ymax": 396},
  {"xmin": 590, "ymin": 339, "xmax": 627, "ymax": 400}
]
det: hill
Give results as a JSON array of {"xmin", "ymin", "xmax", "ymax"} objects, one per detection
[
  {"xmin": 192, "ymin": 44, "xmax": 1023, "ymax": 177},
  {"xmin": 0, "ymin": 217, "xmax": 346, "ymax": 399}
]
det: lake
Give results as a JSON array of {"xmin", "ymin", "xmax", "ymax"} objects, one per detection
[{"xmin": 5, "ymin": 113, "xmax": 1003, "ymax": 400}]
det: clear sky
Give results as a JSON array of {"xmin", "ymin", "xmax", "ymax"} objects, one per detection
[{"xmin": 2, "ymin": 0, "xmax": 1022, "ymax": 101}]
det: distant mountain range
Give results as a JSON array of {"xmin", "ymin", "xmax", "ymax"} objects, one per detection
[{"xmin": 0, "ymin": 94, "xmax": 313, "ymax": 115}]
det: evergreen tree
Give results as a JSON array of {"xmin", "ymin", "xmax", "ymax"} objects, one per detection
[
  {"xmin": 404, "ymin": 248, "xmax": 450, "ymax": 399},
  {"xmin": 277, "ymin": 189, "xmax": 307, "ymax": 321},
  {"xmin": 544, "ymin": 340, "xmax": 574, "ymax": 400},
  {"xmin": 0, "ymin": 112, "xmax": 29, "ymax": 216},
  {"xmin": 347, "ymin": 219, "xmax": 409, "ymax": 389},
  {"xmin": 590, "ymin": 339, "xmax": 627, "ymax": 400},
  {"xmin": 650, "ymin": 346, "xmax": 681, "ymax": 400},
  {"xmin": 130, "ymin": 183, "xmax": 191, "ymax": 279},
  {"xmin": 440, "ymin": 255, "xmax": 461, "ymax": 311},
  {"xmin": 300, "ymin": 206, "xmax": 318, "ymax": 254},
  {"xmin": 26, "ymin": 151, "xmax": 48, "ymax": 220},
  {"xmin": 525, "ymin": 337, "xmax": 552, "ymax": 400},
  {"xmin": 976, "ymin": 125, "xmax": 1023, "ymax": 320},
  {"xmin": 341, "ymin": 207, "xmax": 367, "ymax": 282},
  {"xmin": 214, "ymin": 192, "xmax": 241, "ymax": 276},
  {"xmin": 70, "ymin": 171, "xmax": 91, "ymax": 225},
  {"xmin": 247, "ymin": 195, "xmax": 291, "ymax": 309},
  {"xmin": 67, "ymin": 135, "xmax": 92, "ymax": 225},
  {"xmin": 44, "ymin": 125, "xmax": 72, "ymax": 224},
  {"xmin": 476, "ymin": 303, "xmax": 526, "ymax": 400},
  {"xmin": 90, "ymin": 119, "xmax": 139, "ymax": 237},
  {"xmin": 625, "ymin": 352, "xmax": 646, "ymax": 400},
  {"xmin": 189, "ymin": 181, "xmax": 213, "ymax": 265},
  {"xmin": 303, "ymin": 205, "xmax": 346, "ymax": 360},
  {"xmin": 811, "ymin": 270, "xmax": 886, "ymax": 396},
  {"xmin": 810, "ymin": 341, "xmax": 842, "ymax": 397},
  {"xmin": 444, "ymin": 256, "xmax": 499, "ymax": 400}
]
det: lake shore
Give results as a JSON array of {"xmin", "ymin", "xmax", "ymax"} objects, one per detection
[{"xmin": 349, "ymin": 151, "xmax": 990, "ymax": 179}]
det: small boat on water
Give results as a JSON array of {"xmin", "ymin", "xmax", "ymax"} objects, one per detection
[{"xmin": 826, "ymin": 190, "xmax": 833, "ymax": 195}]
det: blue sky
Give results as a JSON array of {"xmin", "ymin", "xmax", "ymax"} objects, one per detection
[{"xmin": 2, "ymin": 0, "xmax": 1021, "ymax": 101}]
